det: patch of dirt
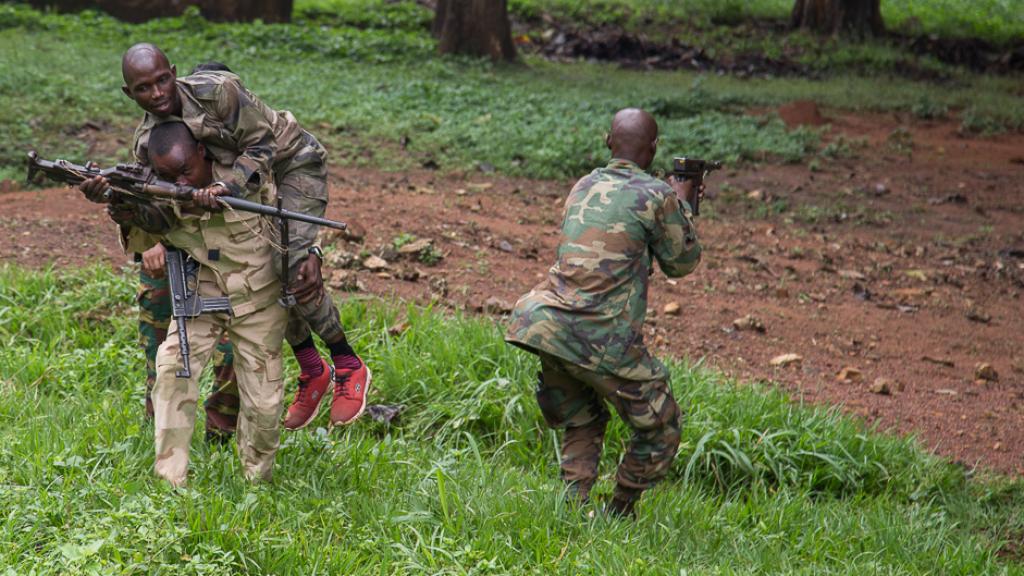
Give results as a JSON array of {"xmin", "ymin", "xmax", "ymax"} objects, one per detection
[{"xmin": 3, "ymin": 112, "xmax": 1023, "ymax": 474}]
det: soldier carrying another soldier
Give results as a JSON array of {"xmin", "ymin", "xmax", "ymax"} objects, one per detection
[
  {"xmin": 81, "ymin": 44, "xmax": 370, "ymax": 430},
  {"xmin": 110, "ymin": 121, "xmax": 289, "ymax": 486},
  {"xmin": 505, "ymin": 108, "xmax": 703, "ymax": 518}
]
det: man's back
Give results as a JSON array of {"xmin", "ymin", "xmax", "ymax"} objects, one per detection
[{"xmin": 506, "ymin": 158, "xmax": 701, "ymax": 382}]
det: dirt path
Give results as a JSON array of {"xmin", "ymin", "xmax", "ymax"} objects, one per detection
[{"xmin": 2, "ymin": 110, "xmax": 1022, "ymax": 473}]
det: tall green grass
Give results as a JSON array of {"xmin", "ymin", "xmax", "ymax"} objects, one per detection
[{"xmin": 1, "ymin": 264, "xmax": 1022, "ymax": 573}]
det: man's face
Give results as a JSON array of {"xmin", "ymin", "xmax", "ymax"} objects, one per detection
[
  {"xmin": 123, "ymin": 59, "xmax": 180, "ymax": 117},
  {"xmin": 150, "ymin": 142, "xmax": 213, "ymax": 189}
]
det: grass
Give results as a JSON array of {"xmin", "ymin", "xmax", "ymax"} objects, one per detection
[
  {"xmin": 2, "ymin": 4, "xmax": 1023, "ymax": 185},
  {"xmin": 1, "ymin": 263, "xmax": 1024, "ymax": 573}
]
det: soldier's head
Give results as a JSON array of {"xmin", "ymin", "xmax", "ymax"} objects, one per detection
[
  {"xmin": 121, "ymin": 43, "xmax": 181, "ymax": 118},
  {"xmin": 605, "ymin": 108, "xmax": 659, "ymax": 170},
  {"xmin": 148, "ymin": 122, "xmax": 212, "ymax": 188}
]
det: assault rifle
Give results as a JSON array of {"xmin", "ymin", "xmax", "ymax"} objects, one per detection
[
  {"xmin": 28, "ymin": 151, "xmax": 346, "ymax": 308},
  {"xmin": 26, "ymin": 151, "xmax": 347, "ymax": 231},
  {"xmin": 165, "ymin": 246, "xmax": 233, "ymax": 378},
  {"xmin": 670, "ymin": 157, "xmax": 722, "ymax": 216}
]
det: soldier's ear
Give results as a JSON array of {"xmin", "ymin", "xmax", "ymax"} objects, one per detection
[
  {"xmin": 605, "ymin": 132, "xmax": 612, "ymax": 151},
  {"xmin": 171, "ymin": 64, "xmax": 177, "ymax": 77},
  {"xmin": 121, "ymin": 84, "xmax": 131, "ymax": 99},
  {"xmin": 196, "ymin": 142, "xmax": 206, "ymax": 158}
]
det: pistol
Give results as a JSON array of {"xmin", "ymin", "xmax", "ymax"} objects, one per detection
[{"xmin": 670, "ymin": 157, "xmax": 722, "ymax": 216}]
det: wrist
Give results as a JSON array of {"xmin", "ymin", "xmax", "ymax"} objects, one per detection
[{"xmin": 307, "ymin": 246, "xmax": 323, "ymax": 262}]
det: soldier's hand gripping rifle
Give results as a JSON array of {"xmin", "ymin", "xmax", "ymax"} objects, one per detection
[
  {"xmin": 165, "ymin": 246, "xmax": 232, "ymax": 378},
  {"xmin": 670, "ymin": 157, "xmax": 722, "ymax": 216}
]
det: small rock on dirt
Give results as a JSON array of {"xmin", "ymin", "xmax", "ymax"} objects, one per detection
[
  {"xmin": 363, "ymin": 255, "xmax": 389, "ymax": 271},
  {"xmin": 732, "ymin": 314, "xmax": 765, "ymax": 333},
  {"xmin": 837, "ymin": 366, "xmax": 864, "ymax": 383},
  {"xmin": 771, "ymin": 353, "xmax": 803, "ymax": 368},
  {"xmin": 325, "ymin": 248, "xmax": 357, "ymax": 270},
  {"xmin": 965, "ymin": 308, "xmax": 991, "ymax": 324},
  {"xmin": 922, "ymin": 355, "xmax": 955, "ymax": 368},
  {"xmin": 328, "ymin": 269, "xmax": 362, "ymax": 292},
  {"xmin": 483, "ymin": 296, "xmax": 513, "ymax": 315},
  {"xmin": 746, "ymin": 189, "xmax": 766, "ymax": 201},
  {"xmin": 663, "ymin": 302, "xmax": 681, "ymax": 316},
  {"xmin": 397, "ymin": 238, "xmax": 433, "ymax": 256},
  {"xmin": 974, "ymin": 362, "xmax": 999, "ymax": 382},
  {"xmin": 869, "ymin": 378, "xmax": 893, "ymax": 395}
]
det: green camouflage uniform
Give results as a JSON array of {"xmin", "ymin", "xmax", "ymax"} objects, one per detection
[
  {"xmin": 150, "ymin": 163, "xmax": 287, "ymax": 486},
  {"xmin": 137, "ymin": 267, "xmax": 238, "ymax": 431},
  {"xmin": 131, "ymin": 70, "xmax": 345, "ymax": 349},
  {"xmin": 506, "ymin": 158, "xmax": 702, "ymax": 502}
]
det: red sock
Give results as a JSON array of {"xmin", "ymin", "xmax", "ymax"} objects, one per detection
[{"xmin": 293, "ymin": 337, "xmax": 324, "ymax": 378}]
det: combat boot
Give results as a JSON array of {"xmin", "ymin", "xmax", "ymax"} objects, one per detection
[
  {"xmin": 283, "ymin": 359, "xmax": 333, "ymax": 430},
  {"xmin": 330, "ymin": 360, "xmax": 371, "ymax": 426},
  {"xmin": 606, "ymin": 485, "xmax": 643, "ymax": 520}
]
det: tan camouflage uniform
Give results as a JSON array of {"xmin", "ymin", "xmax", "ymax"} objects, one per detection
[
  {"xmin": 132, "ymin": 70, "xmax": 345, "ymax": 349},
  {"xmin": 151, "ymin": 163, "xmax": 286, "ymax": 486},
  {"xmin": 506, "ymin": 158, "xmax": 702, "ymax": 504}
]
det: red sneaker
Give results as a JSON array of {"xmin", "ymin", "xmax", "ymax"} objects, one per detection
[
  {"xmin": 283, "ymin": 359, "xmax": 333, "ymax": 430},
  {"xmin": 330, "ymin": 361, "xmax": 371, "ymax": 426}
]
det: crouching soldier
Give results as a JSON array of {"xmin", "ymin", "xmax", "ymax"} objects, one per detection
[{"xmin": 505, "ymin": 108, "xmax": 703, "ymax": 518}]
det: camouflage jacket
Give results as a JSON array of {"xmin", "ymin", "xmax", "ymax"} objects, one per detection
[
  {"xmin": 159, "ymin": 163, "xmax": 281, "ymax": 318},
  {"xmin": 505, "ymin": 158, "xmax": 702, "ymax": 381},
  {"xmin": 132, "ymin": 70, "xmax": 323, "ymax": 197}
]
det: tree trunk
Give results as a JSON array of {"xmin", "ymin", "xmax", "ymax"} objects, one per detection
[
  {"xmin": 791, "ymin": 0, "xmax": 884, "ymax": 38},
  {"xmin": 27, "ymin": 0, "xmax": 293, "ymax": 23},
  {"xmin": 434, "ymin": 0, "xmax": 517, "ymax": 62}
]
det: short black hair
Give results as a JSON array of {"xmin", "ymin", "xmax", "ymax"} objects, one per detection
[
  {"xmin": 191, "ymin": 61, "xmax": 233, "ymax": 74},
  {"xmin": 148, "ymin": 121, "xmax": 198, "ymax": 160}
]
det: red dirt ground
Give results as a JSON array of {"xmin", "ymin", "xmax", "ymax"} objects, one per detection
[{"xmin": 2, "ymin": 110, "xmax": 1022, "ymax": 473}]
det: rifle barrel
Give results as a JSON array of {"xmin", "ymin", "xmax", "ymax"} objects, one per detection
[{"xmin": 221, "ymin": 196, "xmax": 347, "ymax": 231}]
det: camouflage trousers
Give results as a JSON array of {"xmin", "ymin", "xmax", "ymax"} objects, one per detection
[
  {"xmin": 153, "ymin": 291, "xmax": 287, "ymax": 486},
  {"xmin": 138, "ymin": 269, "xmax": 239, "ymax": 431},
  {"xmin": 272, "ymin": 140, "xmax": 346, "ymax": 347},
  {"xmin": 536, "ymin": 353, "xmax": 682, "ymax": 499}
]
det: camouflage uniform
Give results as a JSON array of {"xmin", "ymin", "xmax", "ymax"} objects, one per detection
[
  {"xmin": 137, "ymin": 266, "xmax": 238, "ymax": 432},
  {"xmin": 151, "ymin": 164, "xmax": 287, "ymax": 486},
  {"xmin": 506, "ymin": 158, "xmax": 702, "ymax": 503},
  {"xmin": 132, "ymin": 70, "xmax": 345, "ymax": 348}
]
